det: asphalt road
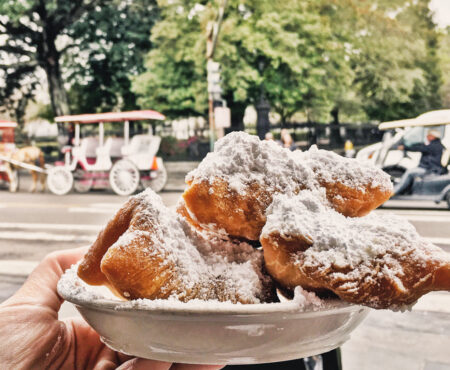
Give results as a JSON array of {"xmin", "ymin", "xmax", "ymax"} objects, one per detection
[{"xmin": 0, "ymin": 186, "xmax": 449, "ymax": 370}]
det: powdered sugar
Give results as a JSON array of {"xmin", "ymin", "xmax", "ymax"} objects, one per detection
[
  {"xmin": 296, "ymin": 145, "xmax": 392, "ymax": 192},
  {"xmin": 102, "ymin": 189, "xmax": 270, "ymax": 303},
  {"xmin": 186, "ymin": 132, "xmax": 392, "ymax": 195},
  {"xmin": 59, "ymin": 263, "xmax": 344, "ymax": 312},
  {"xmin": 262, "ymin": 191, "xmax": 449, "ymax": 304},
  {"xmin": 292, "ymin": 286, "xmax": 324, "ymax": 310},
  {"xmin": 186, "ymin": 132, "xmax": 317, "ymax": 195}
]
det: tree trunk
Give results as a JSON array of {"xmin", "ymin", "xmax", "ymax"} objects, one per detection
[
  {"xmin": 37, "ymin": 6, "xmax": 70, "ymax": 118},
  {"xmin": 43, "ymin": 48, "xmax": 70, "ymax": 117}
]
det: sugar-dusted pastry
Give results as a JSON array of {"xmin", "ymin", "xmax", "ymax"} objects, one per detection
[
  {"xmin": 78, "ymin": 189, "xmax": 275, "ymax": 304},
  {"xmin": 260, "ymin": 191, "xmax": 450, "ymax": 309},
  {"xmin": 182, "ymin": 132, "xmax": 392, "ymax": 240}
]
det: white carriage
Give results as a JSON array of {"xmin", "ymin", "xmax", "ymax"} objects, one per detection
[{"xmin": 48, "ymin": 110, "xmax": 167, "ymax": 196}]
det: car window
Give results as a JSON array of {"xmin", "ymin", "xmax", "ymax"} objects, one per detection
[
  {"xmin": 403, "ymin": 125, "xmax": 445, "ymax": 146},
  {"xmin": 403, "ymin": 127, "xmax": 424, "ymax": 146}
]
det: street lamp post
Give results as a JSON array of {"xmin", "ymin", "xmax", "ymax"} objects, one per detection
[
  {"xmin": 256, "ymin": 94, "xmax": 271, "ymax": 140},
  {"xmin": 256, "ymin": 59, "xmax": 271, "ymax": 140},
  {"xmin": 206, "ymin": 0, "xmax": 228, "ymax": 151}
]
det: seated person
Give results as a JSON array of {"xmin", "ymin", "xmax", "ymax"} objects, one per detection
[{"xmin": 393, "ymin": 129, "xmax": 445, "ymax": 195}]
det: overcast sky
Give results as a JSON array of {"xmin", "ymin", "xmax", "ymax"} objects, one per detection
[{"xmin": 430, "ymin": 0, "xmax": 450, "ymax": 28}]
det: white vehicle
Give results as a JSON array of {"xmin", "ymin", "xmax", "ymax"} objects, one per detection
[
  {"xmin": 356, "ymin": 109, "xmax": 450, "ymax": 178},
  {"xmin": 48, "ymin": 110, "xmax": 167, "ymax": 195}
]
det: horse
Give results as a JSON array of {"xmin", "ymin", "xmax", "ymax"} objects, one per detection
[{"xmin": 5, "ymin": 146, "xmax": 46, "ymax": 192}]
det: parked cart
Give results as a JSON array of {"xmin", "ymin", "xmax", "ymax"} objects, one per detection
[{"xmin": 48, "ymin": 110, "xmax": 166, "ymax": 195}]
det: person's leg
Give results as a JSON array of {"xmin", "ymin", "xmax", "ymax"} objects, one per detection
[{"xmin": 393, "ymin": 167, "xmax": 426, "ymax": 195}]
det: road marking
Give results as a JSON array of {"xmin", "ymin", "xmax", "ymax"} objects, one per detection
[
  {"xmin": 427, "ymin": 237, "xmax": 450, "ymax": 246},
  {"xmin": 375, "ymin": 209, "xmax": 449, "ymax": 216},
  {"xmin": 0, "ymin": 231, "xmax": 95, "ymax": 242},
  {"xmin": 0, "ymin": 260, "xmax": 38, "ymax": 276},
  {"xmin": 68, "ymin": 207, "xmax": 116, "ymax": 214},
  {"xmin": 374, "ymin": 211, "xmax": 450, "ymax": 223},
  {"xmin": 0, "ymin": 222, "xmax": 102, "ymax": 232},
  {"xmin": 412, "ymin": 292, "xmax": 450, "ymax": 314}
]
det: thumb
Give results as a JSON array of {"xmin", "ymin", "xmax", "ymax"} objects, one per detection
[{"xmin": 3, "ymin": 247, "xmax": 88, "ymax": 314}]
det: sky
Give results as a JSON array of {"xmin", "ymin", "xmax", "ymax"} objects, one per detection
[{"xmin": 429, "ymin": 0, "xmax": 450, "ymax": 28}]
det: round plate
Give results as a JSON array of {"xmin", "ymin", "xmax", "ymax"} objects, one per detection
[{"xmin": 58, "ymin": 268, "xmax": 369, "ymax": 365}]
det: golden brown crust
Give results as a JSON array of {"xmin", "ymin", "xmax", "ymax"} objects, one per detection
[
  {"xmin": 182, "ymin": 177, "xmax": 392, "ymax": 240},
  {"xmin": 77, "ymin": 191, "xmax": 275, "ymax": 303},
  {"xmin": 183, "ymin": 179, "xmax": 273, "ymax": 240},
  {"xmin": 78, "ymin": 197, "xmax": 138, "ymax": 286},
  {"xmin": 261, "ymin": 231, "xmax": 450, "ymax": 309},
  {"xmin": 320, "ymin": 180, "xmax": 392, "ymax": 217}
]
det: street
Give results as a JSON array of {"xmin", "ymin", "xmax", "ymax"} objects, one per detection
[{"xmin": 0, "ymin": 179, "xmax": 449, "ymax": 370}]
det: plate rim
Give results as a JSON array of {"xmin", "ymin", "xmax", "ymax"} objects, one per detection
[{"xmin": 58, "ymin": 283, "xmax": 368, "ymax": 317}]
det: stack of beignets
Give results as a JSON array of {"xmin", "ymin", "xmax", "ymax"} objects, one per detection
[
  {"xmin": 183, "ymin": 132, "xmax": 392, "ymax": 240},
  {"xmin": 78, "ymin": 189, "xmax": 275, "ymax": 304},
  {"xmin": 77, "ymin": 132, "xmax": 450, "ymax": 310}
]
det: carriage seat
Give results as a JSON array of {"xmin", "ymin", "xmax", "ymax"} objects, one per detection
[
  {"xmin": 121, "ymin": 135, "xmax": 161, "ymax": 171},
  {"xmin": 121, "ymin": 135, "xmax": 161, "ymax": 157},
  {"xmin": 109, "ymin": 137, "xmax": 125, "ymax": 159},
  {"xmin": 82, "ymin": 137, "xmax": 100, "ymax": 165}
]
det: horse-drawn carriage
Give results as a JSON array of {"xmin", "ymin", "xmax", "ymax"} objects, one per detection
[
  {"xmin": 0, "ymin": 121, "xmax": 19, "ymax": 191},
  {"xmin": 47, "ymin": 110, "xmax": 167, "ymax": 196}
]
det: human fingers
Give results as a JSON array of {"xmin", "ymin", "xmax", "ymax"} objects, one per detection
[
  {"xmin": 116, "ymin": 357, "xmax": 172, "ymax": 370},
  {"xmin": 3, "ymin": 247, "xmax": 88, "ymax": 314}
]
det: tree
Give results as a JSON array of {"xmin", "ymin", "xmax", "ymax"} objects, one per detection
[
  {"xmin": 64, "ymin": 0, "xmax": 158, "ymax": 114},
  {"xmin": 133, "ymin": 0, "xmax": 343, "ymax": 129},
  {"xmin": 438, "ymin": 27, "xmax": 450, "ymax": 108},
  {"xmin": 0, "ymin": 0, "xmax": 107, "ymax": 119},
  {"xmin": 333, "ymin": 0, "xmax": 443, "ymax": 122},
  {"xmin": 133, "ymin": 0, "xmax": 444, "ymax": 133}
]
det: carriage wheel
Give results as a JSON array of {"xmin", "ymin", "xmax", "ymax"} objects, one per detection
[
  {"xmin": 109, "ymin": 160, "xmax": 140, "ymax": 196},
  {"xmin": 47, "ymin": 167, "xmax": 73, "ymax": 195},
  {"xmin": 141, "ymin": 164, "xmax": 168, "ymax": 193},
  {"xmin": 8, "ymin": 169, "xmax": 19, "ymax": 192},
  {"xmin": 73, "ymin": 169, "xmax": 93, "ymax": 193}
]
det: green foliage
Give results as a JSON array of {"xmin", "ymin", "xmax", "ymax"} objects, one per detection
[
  {"xmin": 134, "ymin": 0, "xmax": 445, "ymax": 125},
  {"xmin": 132, "ymin": 1, "xmax": 209, "ymax": 118},
  {"xmin": 133, "ymin": 0, "xmax": 343, "ymax": 123},
  {"xmin": 66, "ymin": 0, "xmax": 159, "ymax": 114},
  {"xmin": 331, "ymin": 0, "xmax": 443, "ymax": 121},
  {"xmin": 439, "ymin": 27, "xmax": 450, "ymax": 108},
  {"xmin": 0, "ymin": 0, "xmax": 157, "ymax": 120}
]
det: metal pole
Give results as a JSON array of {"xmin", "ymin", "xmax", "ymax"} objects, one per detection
[
  {"xmin": 99, "ymin": 122, "xmax": 104, "ymax": 147},
  {"xmin": 74, "ymin": 124, "xmax": 80, "ymax": 147},
  {"xmin": 209, "ymin": 93, "xmax": 215, "ymax": 151},
  {"xmin": 207, "ymin": 0, "xmax": 228, "ymax": 152},
  {"xmin": 124, "ymin": 121, "xmax": 130, "ymax": 145}
]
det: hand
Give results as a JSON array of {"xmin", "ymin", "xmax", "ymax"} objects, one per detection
[
  {"xmin": 0, "ymin": 248, "xmax": 224, "ymax": 370},
  {"xmin": 397, "ymin": 144, "xmax": 405, "ymax": 151}
]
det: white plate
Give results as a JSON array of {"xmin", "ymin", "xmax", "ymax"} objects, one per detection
[{"xmin": 58, "ymin": 269, "xmax": 370, "ymax": 365}]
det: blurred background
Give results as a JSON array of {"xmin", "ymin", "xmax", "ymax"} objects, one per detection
[{"xmin": 0, "ymin": 1, "xmax": 450, "ymax": 370}]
